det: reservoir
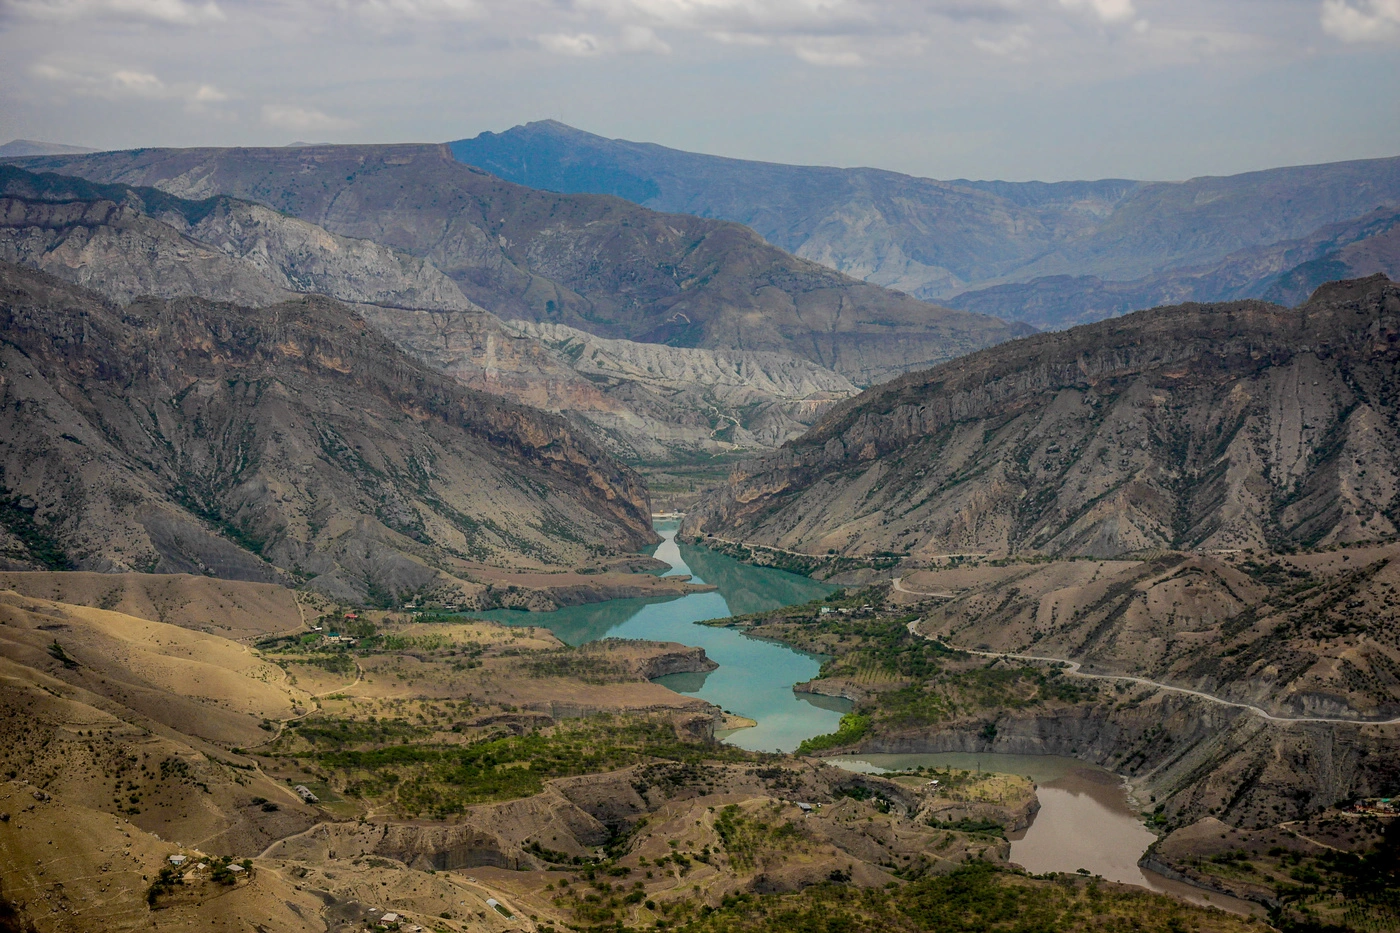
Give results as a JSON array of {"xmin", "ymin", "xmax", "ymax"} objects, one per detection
[
  {"xmin": 474, "ymin": 522, "xmax": 849, "ymax": 752},
  {"xmin": 827, "ymin": 752, "xmax": 1260, "ymax": 915},
  {"xmin": 479, "ymin": 526, "xmax": 1259, "ymax": 915}
]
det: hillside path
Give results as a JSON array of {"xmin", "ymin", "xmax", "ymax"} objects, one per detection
[{"xmin": 904, "ymin": 619, "xmax": 1400, "ymax": 727}]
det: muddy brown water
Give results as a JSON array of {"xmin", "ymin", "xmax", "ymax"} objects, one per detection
[{"xmin": 827, "ymin": 752, "xmax": 1262, "ymax": 916}]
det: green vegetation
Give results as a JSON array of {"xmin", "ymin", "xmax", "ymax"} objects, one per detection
[
  {"xmin": 46, "ymin": 640, "xmax": 78, "ymax": 670},
  {"xmin": 797, "ymin": 712, "xmax": 870, "ymax": 754},
  {"xmin": 554, "ymin": 862, "xmax": 1253, "ymax": 933},
  {"xmin": 0, "ymin": 493, "xmax": 71, "ymax": 570},
  {"xmin": 727, "ymin": 588, "xmax": 1101, "ymax": 745},
  {"xmin": 276, "ymin": 715, "xmax": 753, "ymax": 817},
  {"xmin": 713, "ymin": 804, "xmax": 808, "ymax": 870},
  {"xmin": 145, "ymin": 866, "xmax": 182, "ymax": 907}
]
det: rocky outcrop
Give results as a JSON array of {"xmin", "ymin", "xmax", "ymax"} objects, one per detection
[
  {"xmin": 684, "ymin": 275, "xmax": 1400, "ymax": 559},
  {"xmin": 630, "ymin": 645, "xmax": 719, "ymax": 680},
  {"xmin": 0, "ymin": 262, "xmax": 655, "ymax": 599},
  {"xmin": 11, "ymin": 144, "xmax": 1030, "ymax": 386}
]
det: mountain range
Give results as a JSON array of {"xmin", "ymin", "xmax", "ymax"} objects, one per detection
[
  {"xmin": 0, "ymin": 261, "xmax": 657, "ymax": 602},
  {"xmin": 451, "ymin": 121, "xmax": 1400, "ymax": 326},
  {"xmin": 0, "ymin": 164, "xmax": 862, "ymax": 462},
  {"xmin": 683, "ymin": 275, "xmax": 1400, "ymax": 559},
  {"xmin": 8, "ymin": 143, "xmax": 1027, "ymax": 386}
]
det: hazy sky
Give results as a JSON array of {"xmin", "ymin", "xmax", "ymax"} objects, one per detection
[{"xmin": 1, "ymin": 0, "xmax": 1397, "ymax": 181}]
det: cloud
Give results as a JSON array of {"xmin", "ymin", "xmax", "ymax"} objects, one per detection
[
  {"xmin": 1058, "ymin": 0, "xmax": 1136, "ymax": 24},
  {"xmin": 538, "ymin": 32, "xmax": 605, "ymax": 55},
  {"xmin": 32, "ymin": 61, "xmax": 229, "ymax": 110},
  {"xmin": 974, "ymin": 28, "xmax": 1032, "ymax": 56},
  {"xmin": 619, "ymin": 24, "xmax": 671, "ymax": 52},
  {"xmin": 792, "ymin": 43, "xmax": 863, "ymax": 66},
  {"xmin": 1320, "ymin": 0, "xmax": 1400, "ymax": 41},
  {"xmin": 260, "ymin": 104, "xmax": 357, "ymax": 132},
  {"xmin": 2, "ymin": 0, "xmax": 224, "ymax": 25},
  {"xmin": 537, "ymin": 24, "xmax": 671, "ymax": 55}
]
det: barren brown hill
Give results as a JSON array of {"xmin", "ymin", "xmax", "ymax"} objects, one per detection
[
  {"xmin": 0, "ymin": 572, "xmax": 303, "ymax": 641},
  {"xmin": 684, "ymin": 275, "xmax": 1400, "ymax": 559},
  {"xmin": 10, "ymin": 145, "xmax": 1031, "ymax": 385},
  {"xmin": 0, "ymin": 262, "xmax": 655, "ymax": 601}
]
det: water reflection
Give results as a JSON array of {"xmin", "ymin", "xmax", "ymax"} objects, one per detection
[
  {"xmin": 826, "ymin": 752, "xmax": 1260, "ymax": 916},
  {"xmin": 652, "ymin": 669, "xmax": 712, "ymax": 693},
  {"xmin": 678, "ymin": 541, "xmax": 832, "ymax": 616}
]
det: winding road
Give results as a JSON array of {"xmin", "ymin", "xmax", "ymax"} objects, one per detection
[{"xmin": 903, "ymin": 618, "xmax": 1400, "ymax": 727}]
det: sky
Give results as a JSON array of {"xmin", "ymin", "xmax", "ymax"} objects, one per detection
[{"xmin": 0, "ymin": 0, "xmax": 1397, "ymax": 182}]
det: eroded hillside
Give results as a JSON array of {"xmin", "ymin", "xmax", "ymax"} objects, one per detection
[
  {"xmin": 685, "ymin": 275, "xmax": 1400, "ymax": 559},
  {"xmin": 10, "ymin": 145, "xmax": 1030, "ymax": 385},
  {"xmin": 0, "ymin": 263, "xmax": 656, "ymax": 601},
  {"xmin": 0, "ymin": 165, "xmax": 857, "ymax": 460}
]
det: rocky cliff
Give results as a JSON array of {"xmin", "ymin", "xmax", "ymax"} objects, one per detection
[
  {"xmin": 0, "ymin": 262, "xmax": 656, "ymax": 600},
  {"xmin": 9, "ymin": 145, "xmax": 1029, "ymax": 385},
  {"xmin": 683, "ymin": 275, "xmax": 1400, "ymax": 559}
]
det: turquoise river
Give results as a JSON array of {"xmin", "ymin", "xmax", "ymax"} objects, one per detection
[{"xmin": 474, "ymin": 521, "xmax": 850, "ymax": 752}]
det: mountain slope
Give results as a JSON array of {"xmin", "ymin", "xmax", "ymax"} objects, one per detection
[
  {"xmin": 947, "ymin": 207, "xmax": 1400, "ymax": 327},
  {"xmin": 0, "ymin": 165, "xmax": 857, "ymax": 460},
  {"xmin": 451, "ymin": 120, "xmax": 1135, "ymax": 300},
  {"xmin": 682, "ymin": 275, "xmax": 1400, "ymax": 559},
  {"xmin": 9, "ymin": 145, "xmax": 1029, "ymax": 385},
  {"xmin": 449, "ymin": 122, "xmax": 1400, "ymax": 319},
  {"xmin": 0, "ymin": 262, "xmax": 655, "ymax": 600},
  {"xmin": 0, "ymin": 140, "xmax": 94, "ymax": 158}
]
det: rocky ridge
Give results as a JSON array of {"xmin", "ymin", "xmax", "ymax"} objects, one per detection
[
  {"xmin": 683, "ymin": 275, "xmax": 1400, "ymax": 559},
  {"xmin": 0, "ymin": 165, "xmax": 859, "ymax": 459},
  {"xmin": 9, "ymin": 144, "xmax": 1030, "ymax": 386},
  {"xmin": 0, "ymin": 262, "xmax": 656, "ymax": 600},
  {"xmin": 449, "ymin": 121, "xmax": 1400, "ymax": 323},
  {"xmin": 948, "ymin": 206, "xmax": 1400, "ymax": 328}
]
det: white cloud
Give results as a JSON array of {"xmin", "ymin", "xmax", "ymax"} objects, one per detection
[
  {"xmin": 261, "ymin": 104, "xmax": 357, "ymax": 131},
  {"xmin": 1320, "ymin": 0, "xmax": 1400, "ymax": 41},
  {"xmin": 793, "ymin": 43, "xmax": 863, "ymax": 66},
  {"xmin": 32, "ymin": 61, "xmax": 229, "ymax": 110},
  {"xmin": 2, "ymin": 0, "xmax": 223, "ymax": 25},
  {"xmin": 619, "ymin": 24, "xmax": 672, "ymax": 52},
  {"xmin": 1058, "ymin": 0, "xmax": 1135, "ymax": 23},
  {"xmin": 538, "ymin": 32, "xmax": 605, "ymax": 55},
  {"xmin": 537, "ymin": 24, "xmax": 671, "ymax": 55}
]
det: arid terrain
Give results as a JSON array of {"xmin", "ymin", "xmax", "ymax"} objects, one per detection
[
  {"xmin": 0, "ymin": 571, "xmax": 1269, "ymax": 933},
  {"xmin": 684, "ymin": 276, "xmax": 1400, "ymax": 560}
]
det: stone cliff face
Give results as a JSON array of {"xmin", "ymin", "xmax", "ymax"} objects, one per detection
[
  {"xmin": 11, "ymin": 145, "xmax": 1029, "ymax": 386},
  {"xmin": 0, "ymin": 194, "xmax": 291, "ymax": 307},
  {"xmin": 0, "ymin": 263, "xmax": 655, "ymax": 599},
  {"xmin": 684, "ymin": 276, "xmax": 1400, "ymax": 558},
  {"xmin": 506, "ymin": 321, "xmax": 857, "ymax": 455}
]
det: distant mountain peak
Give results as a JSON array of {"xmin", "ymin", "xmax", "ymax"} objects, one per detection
[{"xmin": 0, "ymin": 139, "xmax": 96, "ymax": 158}]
